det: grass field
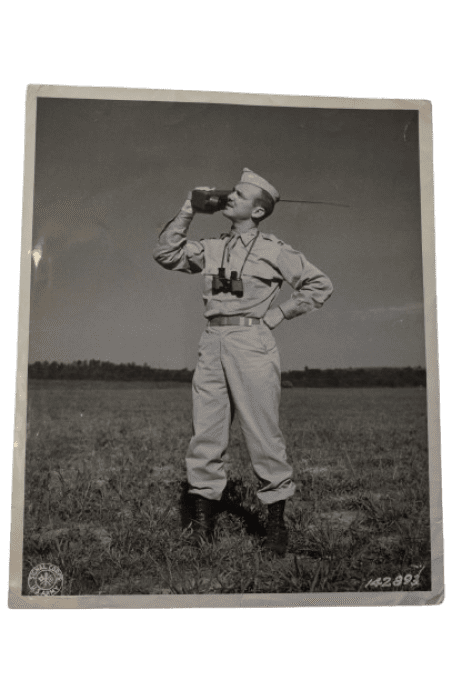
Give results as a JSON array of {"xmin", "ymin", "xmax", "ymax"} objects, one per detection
[{"xmin": 22, "ymin": 380, "xmax": 431, "ymax": 595}]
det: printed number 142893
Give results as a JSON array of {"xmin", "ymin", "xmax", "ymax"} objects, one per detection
[{"xmin": 364, "ymin": 570, "xmax": 423, "ymax": 589}]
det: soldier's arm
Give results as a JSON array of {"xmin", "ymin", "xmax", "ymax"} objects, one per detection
[
  {"xmin": 264, "ymin": 242, "xmax": 333, "ymax": 328},
  {"xmin": 153, "ymin": 195, "xmax": 205, "ymax": 273}
]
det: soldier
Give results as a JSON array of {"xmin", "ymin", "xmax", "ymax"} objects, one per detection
[{"xmin": 153, "ymin": 168, "xmax": 333, "ymax": 555}]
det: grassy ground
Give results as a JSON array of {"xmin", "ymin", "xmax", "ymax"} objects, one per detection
[{"xmin": 22, "ymin": 381, "xmax": 431, "ymax": 595}]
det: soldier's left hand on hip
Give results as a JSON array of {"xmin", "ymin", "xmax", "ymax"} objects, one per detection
[{"xmin": 263, "ymin": 307, "xmax": 285, "ymax": 329}]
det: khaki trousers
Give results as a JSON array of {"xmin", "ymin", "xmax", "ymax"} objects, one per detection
[{"xmin": 186, "ymin": 323, "xmax": 295, "ymax": 504}]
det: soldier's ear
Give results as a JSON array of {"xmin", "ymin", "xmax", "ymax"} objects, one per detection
[{"xmin": 251, "ymin": 205, "xmax": 265, "ymax": 221}]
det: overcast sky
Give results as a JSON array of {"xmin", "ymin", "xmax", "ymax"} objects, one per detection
[{"xmin": 29, "ymin": 97, "xmax": 424, "ymax": 370}]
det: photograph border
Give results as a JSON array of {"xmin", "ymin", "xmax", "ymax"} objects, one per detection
[{"xmin": 8, "ymin": 84, "xmax": 443, "ymax": 608}]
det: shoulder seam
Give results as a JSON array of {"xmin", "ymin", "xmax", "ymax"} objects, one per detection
[{"xmin": 260, "ymin": 232, "xmax": 284, "ymax": 245}]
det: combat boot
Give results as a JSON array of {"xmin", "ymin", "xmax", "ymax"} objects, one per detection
[
  {"xmin": 190, "ymin": 495, "xmax": 216, "ymax": 545},
  {"xmin": 263, "ymin": 500, "xmax": 288, "ymax": 556}
]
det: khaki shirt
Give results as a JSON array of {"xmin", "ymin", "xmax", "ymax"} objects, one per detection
[{"xmin": 153, "ymin": 208, "xmax": 333, "ymax": 323}]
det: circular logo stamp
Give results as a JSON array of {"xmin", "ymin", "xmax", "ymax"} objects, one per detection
[{"xmin": 28, "ymin": 563, "xmax": 63, "ymax": 596}]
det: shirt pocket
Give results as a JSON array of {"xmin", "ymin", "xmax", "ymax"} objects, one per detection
[
  {"xmin": 201, "ymin": 239, "xmax": 226, "ymax": 275},
  {"xmin": 243, "ymin": 260, "xmax": 282, "ymax": 284}
]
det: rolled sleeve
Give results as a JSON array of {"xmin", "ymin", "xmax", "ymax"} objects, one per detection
[
  {"xmin": 277, "ymin": 244, "xmax": 333, "ymax": 320},
  {"xmin": 153, "ymin": 209, "xmax": 205, "ymax": 274}
]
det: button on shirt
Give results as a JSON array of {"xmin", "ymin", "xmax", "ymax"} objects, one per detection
[{"xmin": 153, "ymin": 208, "xmax": 333, "ymax": 321}]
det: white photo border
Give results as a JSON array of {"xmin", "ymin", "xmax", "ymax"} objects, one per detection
[{"xmin": 8, "ymin": 85, "xmax": 443, "ymax": 608}]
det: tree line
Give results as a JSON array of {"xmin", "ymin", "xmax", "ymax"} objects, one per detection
[
  {"xmin": 28, "ymin": 360, "xmax": 426, "ymax": 388},
  {"xmin": 281, "ymin": 366, "xmax": 425, "ymax": 388}
]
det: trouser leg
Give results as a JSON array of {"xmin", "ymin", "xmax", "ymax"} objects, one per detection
[
  {"xmin": 186, "ymin": 328, "xmax": 232, "ymax": 501},
  {"xmin": 221, "ymin": 325, "xmax": 296, "ymax": 505}
]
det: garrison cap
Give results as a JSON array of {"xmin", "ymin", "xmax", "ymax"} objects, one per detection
[{"xmin": 240, "ymin": 168, "xmax": 280, "ymax": 203}]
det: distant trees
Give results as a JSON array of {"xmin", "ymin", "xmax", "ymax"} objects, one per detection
[
  {"xmin": 280, "ymin": 366, "xmax": 426, "ymax": 388},
  {"xmin": 28, "ymin": 360, "xmax": 194, "ymax": 383},
  {"xmin": 28, "ymin": 361, "xmax": 426, "ymax": 387}
]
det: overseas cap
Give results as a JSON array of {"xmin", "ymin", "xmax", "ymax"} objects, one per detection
[{"xmin": 240, "ymin": 167, "xmax": 280, "ymax": 203}]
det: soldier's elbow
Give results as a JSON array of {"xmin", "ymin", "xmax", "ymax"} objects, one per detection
[
  {"xmin": 153, "ymin": 247, "xmax": 186, "ymax": 272},
  {"xmin": 153, "ymin": 245, "xmax": 167, "ymax": 265}
]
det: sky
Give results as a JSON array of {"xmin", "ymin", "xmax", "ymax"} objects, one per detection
[{"xmin": 29, "ymin": 97, "xmax": 425, "ymax": 370}]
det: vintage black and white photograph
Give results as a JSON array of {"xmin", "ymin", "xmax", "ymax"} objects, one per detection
[{"xmin": 9, "ymin": 86, "xmax": 443, "ymax": 606}]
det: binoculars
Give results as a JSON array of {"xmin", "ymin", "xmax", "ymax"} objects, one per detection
[
  {"xmin": 212, "ymin": 268, "xmax": 244, "ymax": 297},
  {"xmin": 191, "ymin": 189, "xmax": 231, "ymax": 214}
]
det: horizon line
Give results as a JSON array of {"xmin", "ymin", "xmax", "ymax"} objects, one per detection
[{"xmin": 27, "ymin": 360, "xmax": 427, "ymax": 371}]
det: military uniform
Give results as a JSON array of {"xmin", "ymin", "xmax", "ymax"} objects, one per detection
[{"xmin": 153, "ymin": 182, "xmax": 333, "ymax": 508}]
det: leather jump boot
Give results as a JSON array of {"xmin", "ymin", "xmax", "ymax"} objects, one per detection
[
  {"xmin": 190, "ymin": 495, "xmax": 216, "ymax": 545},
  {"xmin": 263, "ymin": 500, "xmax": 288, "ymax": 556}
]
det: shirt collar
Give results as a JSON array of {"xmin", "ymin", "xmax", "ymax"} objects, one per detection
[{"xmin": 221, "ymin": 227, "xmax": 259, "ymax": 246}]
